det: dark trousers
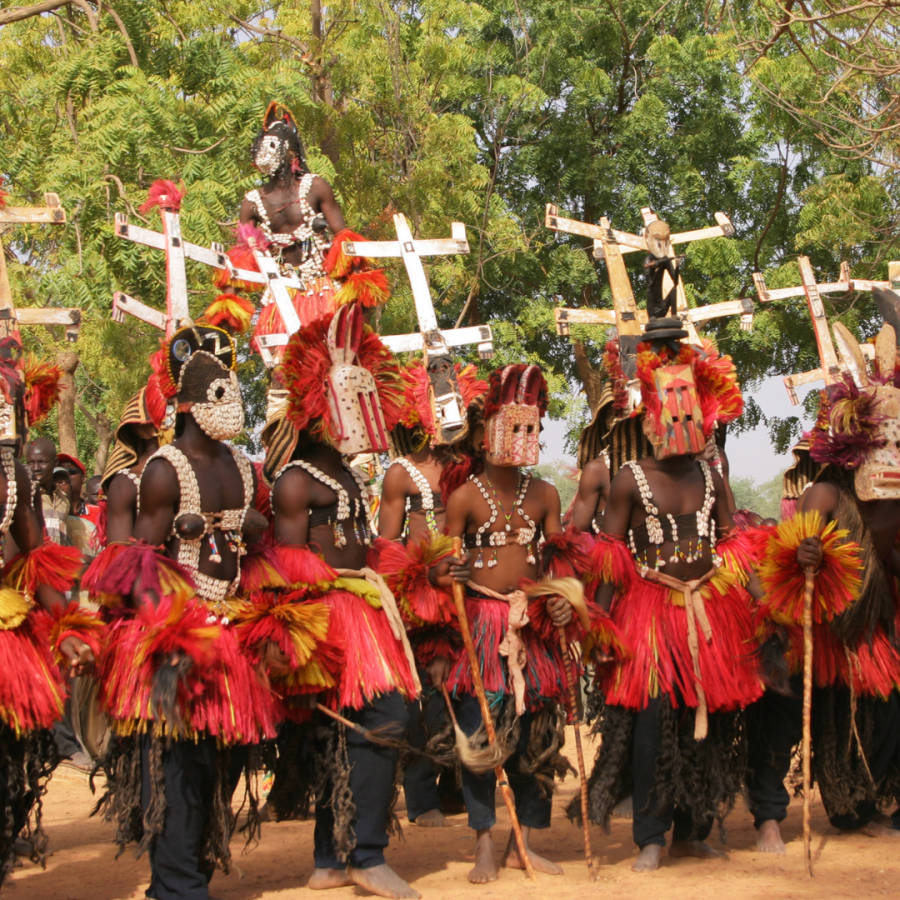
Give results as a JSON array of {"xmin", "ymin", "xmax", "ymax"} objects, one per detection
[
  {"xmin": 404, "ymin": 694, "xmax": 443, "ymax": 822},
  {"xmin": 632, "ymin": 697, "xmax": 712, "ymax": 849},
  {"xmin": 314, "ymin": 691, "xmax": 408, "ymax": 871},
  {"xmin": 746, "ymin": 678, "xmax": 803, "ymax": 829},
  {"xmin": 53, "ymin": 695, "xmax": 82, "ymax": 760},
  {"xmin": 455, "ymin": 693, "xmax": 551, "ymax": 831},
  {"xmin": 140, "ymin": 735, "xmax": 246, "ymax": 900},
  {"xmin": 820, "ymin": 688, "xmax": 900, "ymax": 831}
]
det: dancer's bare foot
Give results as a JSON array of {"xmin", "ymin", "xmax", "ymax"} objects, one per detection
[
  {"xmin": 632, "ymin": 844, "xmax": 662, "ymax": 872},
  {"xmin": 756, "ymin": 819, "xmax": 786, "ymax": 855},
  {"xmin": 348, "ymin": 863, "xmax": 421, "ymax": 899},
  {"xmin": 669, "ymin": 840, "xmax": 728, "ymax": 860},
  {"xmin": 857, "ymin": 821, "xmax": 900, "ymax": 839},
  {"xmin": 468, "ymin": 829, "xmax": 498, "ymax": 883},
  {"xmin": 502, "ymin": 825, "xmax": 564, "ymax": 875},
  {"xmin": 309, "ymin": 867, "xmax": 354, "ymax": 889},
  {"xmin": 413, "ymin": 808, "xmax": 449, "ymax": 827}
]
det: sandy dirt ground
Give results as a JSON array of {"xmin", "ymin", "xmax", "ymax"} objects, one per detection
[{"xmin": 12, "ymin": 727, "xmax": 900, "ymax": 900}]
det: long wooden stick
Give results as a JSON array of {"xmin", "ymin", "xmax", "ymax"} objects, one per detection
[
  {"xmin": 558, "ymin": 626, "xmax": 597, "ymax": 881},
  {"xmin": 802, "ymin": 567, "xmax": 815, "ymax": 878},
  {"xmin": 450, "ymin": 537, "xmax": 536, "ymax": 881}
]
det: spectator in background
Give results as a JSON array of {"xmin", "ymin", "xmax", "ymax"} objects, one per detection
[
  {"xmin": 58, "ymin": 453, "xmax": 87, "ymax": 515},
  {"xmin": 26, "ymin": 438, "xmax": 69, "ymax": 545},
  {"xmin": 83, "ymin": 475, "xmax": 102, "ymax": 521}
]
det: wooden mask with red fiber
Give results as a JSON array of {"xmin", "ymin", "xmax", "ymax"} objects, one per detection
[
  {"xmin": 326, "ymin": 304, "xmax": 390, "ymax": 454},
  {"xmin": 484, "ymin": 364, "xmax": 545, "ymax": 467}
]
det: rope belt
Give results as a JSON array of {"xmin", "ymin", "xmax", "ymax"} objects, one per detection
[
  {"xmin": 466, "ymin": 582, "xmax": 530, "ymax": 716},
  {"xmin": 641, "ymin": 566, "xmax": 716, "ymax": 740}
]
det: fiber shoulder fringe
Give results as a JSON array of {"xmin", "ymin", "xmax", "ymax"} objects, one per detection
[{"xmin": 570, "ymin": 697, "xmax": 746, "ymax": 838}]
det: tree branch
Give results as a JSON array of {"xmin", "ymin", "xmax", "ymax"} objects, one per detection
[{"xmin": 0, "ymin": 0, "xmax": 72, "ymax": 26}]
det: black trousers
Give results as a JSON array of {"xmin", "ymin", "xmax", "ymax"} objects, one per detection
[
  {"xmin": 455, "ymin": 693, "xmax": 551, "ymax": 831},
  {"xmin": 632, "ymin": 697, "xmax": 712, "ymax": 849},
  {"xmin": 140, "ymin": 735, "xmax": 246, "ymax": 900},
  {"xmin": 745, "ymin": 678, "xmax": 803, "ymax": 829},
  {"xmin": 314, "ymin": 691, "xmax": 409, "ymax": 871},
  {"xmin": 403, "ymin": 693, "xmax": 443, "ymax": 822}
]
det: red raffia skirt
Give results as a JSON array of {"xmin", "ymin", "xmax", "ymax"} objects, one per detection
[
  {"xmin": 253, "ymin": 276, "xmax": 337, "ymax": 351},
  {"xmin": 99, "ymin": 605, "xmax": 278, "ymax": 745},
  {"xmin": 0, "ymin": 613, "xmax": 65, "ymax": 736},
  {"xmin": 444, "ymin": 588, "xmax": 565, "ymax": 710},
  {"xmin": 600, "ymin": 568, "xmax": 763, "ymax": 713},
  {"xmin": 320, "ymin": 588, "xmax": 417, "ymax": 711}
]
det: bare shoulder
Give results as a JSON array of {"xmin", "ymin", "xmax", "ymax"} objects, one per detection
[
  {"xmin": 106, "ymin": 471, "xmax": 138, "ymax": 505},
  {"xmin": 310, "ymin": 174, "xmax": 335, "ymax": 197},
  {"xmin": 798, "ymin": 481, "xmax": 841, "ymax": 516},
  {"xmin": 383, "ymin": 461, "xmax": 413, "ymax": 492}
]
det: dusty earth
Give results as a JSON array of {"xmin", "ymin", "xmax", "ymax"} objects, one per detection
[{"xmin": 12, "ymin": 727, "xmax": 900, "ymax": 900}]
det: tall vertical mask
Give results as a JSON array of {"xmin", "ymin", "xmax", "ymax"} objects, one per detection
[
  {"xmin": 169, "ymin": 325, "xmax": 244, "ymax": 441},
  {"xmin": 326, "ymin": 305, "xmax": 389, "ymax": 454},
  {"xmin": 642, "ymin": 362, "xmax": 706, "ymax": 459},
  {"xmin": 832, "ymin": 320, "xmax": 900, "ymax": 501},
  {"xmin": 426, "ymin": 350, "xmax": 466, "ymax": 444},
  {"xmin": 0, "ymin": 339, "xmax": 25, "ymax": 450},
  {"xmin": 484, "ymin": 365, "xmax": 544, "ymax": 467}
]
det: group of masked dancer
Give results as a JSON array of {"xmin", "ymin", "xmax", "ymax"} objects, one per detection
[{"xmin": 3, "ymin": 102, "xmax": 900, "ymax": 900}]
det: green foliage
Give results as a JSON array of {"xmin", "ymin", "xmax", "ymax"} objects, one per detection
[
  {"xmin": 532, "ymin": 459, "xmax": 578, "ymax": 513},
  {"xmin": 731, "ymin": 470, "xmax": 785, "ymax": 522},
  {"xmin": 3, "ymin": 1, "xmax": 900, "ymax": 472}
]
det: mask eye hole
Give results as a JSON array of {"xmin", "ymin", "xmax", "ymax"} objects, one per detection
[
  {"xmin": 513, "ymin": 424, "xmax": 521, "ymax": 433},
  {"xmin": 214, "ymin": 385, "xmax": 226, "ymax": 400},
  {"xmin": 526, "ymin": 425, "xmax": 534, "ymax": 434}
]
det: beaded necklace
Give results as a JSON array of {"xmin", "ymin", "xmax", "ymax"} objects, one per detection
[
  {"xmin": 0, "ymin": 448, "xmax": 17, "ymax": 539},
  {"xmin": 246, "ymin": 173, "xmax": 328, "ymax": 282},
  {"xmin": 395, "ymin": 457, "xmax": 439, "ymax": 536},
  {"xmin": 144, "ymin": 444, "xmax": 254, "ymax": 617},
  {"xmin": 277, "ymin": 459, "xmax": 375, "ymax": 547},
  {"xmin": 623, "ymin": 460, "xmax": 720, "ymax": 573},
  {"xmin": 470, "ymin": 472, "xmax": 536, "ymax": 568}
]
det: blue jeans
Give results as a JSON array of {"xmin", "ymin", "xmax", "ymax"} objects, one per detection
[{"xmin": 454, "ymin": 693, "xmax": 551, "ymax": 831}]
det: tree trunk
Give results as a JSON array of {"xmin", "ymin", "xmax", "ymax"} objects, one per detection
[
  {"xmin": 572, "ymin": 339, "xmax": 605, "ymax": 413},
  {"xmin": 93, "ymin": 411, "xmax": 113, "ymax": 476},
  {"xmin": 56, "ymin": 349, "xmax": 79, "ymax": 456}
]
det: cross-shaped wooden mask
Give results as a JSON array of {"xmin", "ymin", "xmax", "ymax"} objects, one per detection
[
  {"xmin": 0, "ymin": 192, "xmax": 81, "ymax": 341},
  {"xmin": 753, "ymin": 256, "xmax": 897, "ymax": 404},
  {"xmin": 546, "ymin": 205, "xmax": 752, "ymax": 344},
  {"xmin": 344, "ymin": 213, "xmax": 493, "ymax": 360},
  {"xmin": 112, "ymin": 202, "xmax": 307, "ymax": 358}
]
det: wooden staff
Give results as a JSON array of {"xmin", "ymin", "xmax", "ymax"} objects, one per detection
[
  {"xmin": 450, "ymin": 537, "xmax": 536, "ymax": 881},
  {"xmin": 558, "ymin": 625, "xmax": 597, "ymax": 880},
  {"xmin": 802, "ymin": 567, "xmax": 815, "ymax": 877}
]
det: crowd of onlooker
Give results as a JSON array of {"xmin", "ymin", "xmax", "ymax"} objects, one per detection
[
  {"xmin": 24, "ymin": 437, "xmax": 101, "ymax": 555},
  {"xmin": 20, "ymin": 438, "xmax": 104, "ymax": 788}
]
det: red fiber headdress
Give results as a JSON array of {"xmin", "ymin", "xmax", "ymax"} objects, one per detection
[
  {"xmin": 635, "ymin": 339, "xmax": 743, "ymax": 437},
  {"xmin": 399, "ymin": 359, "xmax": 487, "ymax": 437},
  {"xmin": 201, "ymin": 294, "xmax": 255, "ymax": 335},
  {"xmin": 483, "ymin": 363, "xmax": 549, "ymax": 422},
  {"xmin": 278, "ymin": 307, "xmax": 404, "ymax": 446},
  {"xmin": 807, "ymin": 376, "xmax": 886, "ymax": 470},
  {"xmin": 22, "ymin": 356, "xmax": 62, "ymax": 426},
  {"xmin": 212, "ymin": 223, "xmax": 267, "ymax": 292},
  {"xmin": 139, "ymin": 180, "xmax": 185, "ymax": 215}
]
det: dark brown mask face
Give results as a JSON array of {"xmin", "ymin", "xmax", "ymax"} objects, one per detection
[
  {"xmin": 427, "ymin": 354, "xmax": 466, "ymax": 443},
  {"xmin": 168, "ymin": 325, "xmax": 236, "ymax": 390}
]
